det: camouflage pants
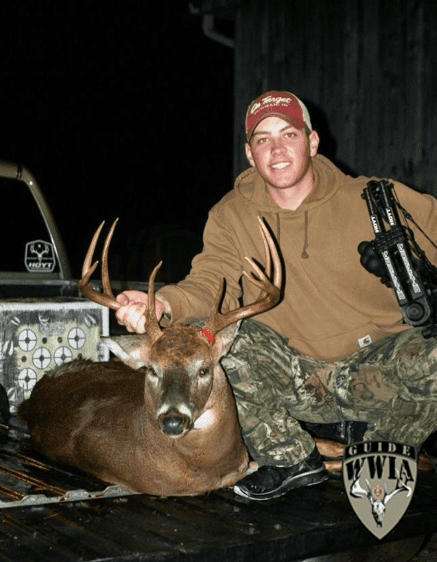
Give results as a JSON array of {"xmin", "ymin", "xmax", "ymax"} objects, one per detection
[{"xmin": 221, "ymin": 319, "xmax": 437, "ymax": 467}]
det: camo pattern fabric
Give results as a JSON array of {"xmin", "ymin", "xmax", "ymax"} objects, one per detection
[{"xmin": 221, "ymin": 319, "xmax": 437, "ymax": 466}]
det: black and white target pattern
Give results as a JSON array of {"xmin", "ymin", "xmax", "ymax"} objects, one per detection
[
  {"xmin": 54, "ymin": 346, "xmax": 73, "ymax": 366},
  {"xmin": 32, "ymin": 347, "xmax": 51, "ymax": 370},
  {"xmin": 68, "ymin": 327, "xmax": 86, "ymax": 349},
  {"xmin": 18, "ymin": 329, "xmax": 37, "ymax": 352},
  {"xmin": 4, "ymin": 304, "xmax": 108, "ymax": 413},
  {"xmin": 18, "ymin": 368, "xmax": 37, "ymax": 392}
]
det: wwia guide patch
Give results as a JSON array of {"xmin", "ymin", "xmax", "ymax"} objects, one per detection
[{"xmin": 343, "ymin": 441, "xmax": 417, "ymax": 539}]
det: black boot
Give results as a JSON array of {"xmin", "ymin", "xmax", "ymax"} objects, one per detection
[{"xmin": 233, "ymin": 447, "xmax": 327, "ymax": 501}]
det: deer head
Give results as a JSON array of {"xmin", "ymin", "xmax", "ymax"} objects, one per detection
[
  {"xmin": 350, "ymin": 465, "xmax": 412, "ymax": 527},
  {"xmin": 78, "ymin": 217, "xmax": 282, "ymax": 439}
]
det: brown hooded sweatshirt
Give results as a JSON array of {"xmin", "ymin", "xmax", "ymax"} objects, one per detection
[{"xmin": 158, "ymin": 154, "xmax": 437, "ymax": 362}]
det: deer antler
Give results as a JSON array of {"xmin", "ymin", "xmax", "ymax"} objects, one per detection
[
  {"xmin": 203, "ymin": 217, "xmax": 282, "ymax": 337},
  {"xmin": 79, "ymin": 219, "xmax": 163, "ymax": 341},
  {"xmin": 384, "ymin": 469, "xmax": 412, "ymax": 503},
  {"xmin": 79, "ymin": 220, "xmax": 121, "ymax": 310},
  {"xmin": 80, "ymin": 217, "xmax": 281, "ymax": 341},
  {"xmin": 349, "ymin": 465, "xmax": 371, "ymax": 499}
]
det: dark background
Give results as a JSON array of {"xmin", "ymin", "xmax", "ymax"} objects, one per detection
[
  {"xmin": 5, "ymin": 1, "xmax": 436, "ymax": 286},
  {"xmin": 1, "ymin": 3, "xmax": 235, "ymax": 281}
]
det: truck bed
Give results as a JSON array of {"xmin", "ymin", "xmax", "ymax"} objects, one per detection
[{"xmin": 0, "ymin": 419, "xmax": 435, "ymax": 561}]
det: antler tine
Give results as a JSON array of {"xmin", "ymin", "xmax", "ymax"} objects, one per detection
[
  {"xmin": 258, "ymin": 216, "xmax": 272, "ymax": 281},
  {"xmin": 81, "ymin": 220, "xmax": 105, "ymax": 282},
  {"xmin": 204, "ymin": 217, "xmax": 282, "ymax": 337},
  {"xmin": 79, "ymin": 220, "xmax": 120, "ymax": 311},
  {"xmin": 206, "ymin": 278, "xmax": 226, "ymax": 321},
  {"xmin": 101, "ymin": 218, "xmax": 119, "ymax": 300},
  {"xmin": 258, "ymin": 216, "xmax": 281, "ymax": 289},
  {"xmin": 144, "ymin": 260, "xmax": 164, "ymax": 341}
]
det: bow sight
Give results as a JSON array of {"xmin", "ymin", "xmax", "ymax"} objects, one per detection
[{"xmin": 361, "ymin": 179, "xmax": 437, "ymax": 338}]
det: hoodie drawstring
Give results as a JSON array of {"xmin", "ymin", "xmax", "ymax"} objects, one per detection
[{"xmin": 301, "ymin": 211, "xmax": 309, "ymax": 259}]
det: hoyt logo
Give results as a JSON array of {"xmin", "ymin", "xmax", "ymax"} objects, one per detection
[
  {"xmin": 343, "ymin": 441, "xmax": 417, "ymax": 539},
  {"xmin": 25, "ymin": 240, "xmax": 56, "ymax": 273}
]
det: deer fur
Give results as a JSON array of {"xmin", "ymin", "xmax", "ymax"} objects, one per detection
[{"xmin": 18, "ymin": 323, "xmax": 249, "ymax": 496}]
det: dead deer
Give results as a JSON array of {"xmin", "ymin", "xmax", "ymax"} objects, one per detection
[{"xmin": 18, "ymin": 217, "xmax": 282, "ymax": 496}]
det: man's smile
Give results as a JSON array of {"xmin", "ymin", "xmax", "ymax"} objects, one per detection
[{"xmin": 271, "ymin": 162, "xmax": 291, "ymax": 170}]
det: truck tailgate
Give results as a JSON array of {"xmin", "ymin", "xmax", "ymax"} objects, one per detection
[{"xmin": 0, "ymin": 419, "xmax": 435, "ymax": 561}]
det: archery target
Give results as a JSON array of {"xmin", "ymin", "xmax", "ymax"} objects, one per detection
[
  {"xmin": 18, "ymin": 329, "xmax": 37, "ymax": 352},
  {"xmin": 18, "ymin": 368, "xmax": 37, "ymax": 392},
  {"xmin": 68, "ymin": 327, "xmax": 86, "ymax": 349},
  {"xmin": 54, "ymin": 346, "xmax": 73, "ymax": 366},
  {"xmin": 0, "ymin": 300, "xmax": 109, "ymax": 409},
  {"xmin": 32, "ymin": 347, "xmax": 51, "ymax": 370}
]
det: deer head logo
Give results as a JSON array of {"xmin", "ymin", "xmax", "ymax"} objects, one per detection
[
  {"xmin": 343, "ymin": 441, "xmax": 417, "ymax": 539},
  {"xmin": 25, "ymin": 240, "xmax": 55, "ymax": 272}
]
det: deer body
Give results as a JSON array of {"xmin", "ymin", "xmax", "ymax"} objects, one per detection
[
  {"xmin": 18, "ymin": 218, "xmax": 281, "ymax": 496},
  {"xmin": 19, "ymin": 327, "xmax": 249, "ymax": 495}
]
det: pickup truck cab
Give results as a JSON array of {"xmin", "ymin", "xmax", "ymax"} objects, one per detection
[{"xmin": 0, "ymin": 160, "xmax": 77, "ymax": 298}]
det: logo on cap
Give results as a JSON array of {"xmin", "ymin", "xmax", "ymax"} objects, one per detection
[
  {"xmin": 245, "ymin": 90, "xmax": 312, "ymax": 140},
  {"xmin": 249, "ymin": 95, "xmax": 293, "ymax": 115}
]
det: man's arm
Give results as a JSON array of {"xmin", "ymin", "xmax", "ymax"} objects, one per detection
[
  {"xmin": 157, "ymin": 210, "xmax": 244, "ymax": 324},
  {"xmin": 116, "ymin": 209, "xmax": 245, "ymax": 332}
]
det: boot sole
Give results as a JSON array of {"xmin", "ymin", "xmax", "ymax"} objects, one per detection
[{"xmin": 233, "ymin": 468, "xmax": 328, "ymax": 501}]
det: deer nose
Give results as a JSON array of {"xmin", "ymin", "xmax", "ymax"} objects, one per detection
[{"xmin": 158, "ymin": 410, "xmax": 192, "ymax": 436}]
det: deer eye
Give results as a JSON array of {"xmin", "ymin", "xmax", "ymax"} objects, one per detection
[{"xmin": 199, "ymin": 367, "xmax": 209, "ymax": 378}]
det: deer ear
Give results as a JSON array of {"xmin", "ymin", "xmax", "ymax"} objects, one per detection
[
  {"xmin": 102, "ymin": 335, "xmax": 151, "ymax": 370},
  {"xmin": 212, "ymin": 321, "xmax": 241, "ymax": 358}
]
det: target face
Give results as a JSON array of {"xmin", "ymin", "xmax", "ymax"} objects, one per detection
[
  {"xmin": 18, "ymin": 368, "xmax": 37, "ymax": 391},
  {"xmin": 32, "ymin": 347, "xmax": 51, "ymax": 370},
  {"xmin": 18, "ymin": 329, "xmax": 37, "ymax": 352},
  {"xmin": 54, "ymin": 346, "xmax": 73, "ymax": 366},
  {"xmin": 68, "ymin": 327, "xmax": 86, "ymax": 349}
]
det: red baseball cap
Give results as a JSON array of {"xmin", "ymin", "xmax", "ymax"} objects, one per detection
[{"xmin": 245, "ymin": 90, "xmax": 312, "ymax": 140}]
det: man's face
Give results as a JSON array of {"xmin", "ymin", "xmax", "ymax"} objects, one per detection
[{"xmin": 245, "ymin": 116, "xmax": 319, "ymax": 191}]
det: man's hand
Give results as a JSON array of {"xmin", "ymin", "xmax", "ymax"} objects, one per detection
[
  {"xmin": 115, "ymin": 290, "xmax": 169, "ymax": 333},
  {"xmin": 358, "ymin": 241, "xmax": 392, "ymax": 287}
]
